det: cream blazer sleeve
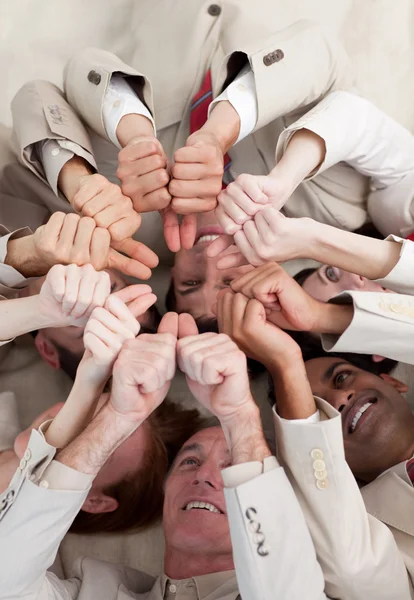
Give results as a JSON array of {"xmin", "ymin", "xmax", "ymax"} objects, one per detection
[
  {"xmin": 11, "ymin": 80, "xmax": 96, "ymax": 186},
  {"xmin": 63, "ymin": 20, "xmax": 351, "ymax": 146},
  {"xmin": 321, "ymin": 289, "xmax": 414, "ymax": 364},
  {"xmin": 273, "ymin": 399, "xmax": 413, "ymax": 600},
  {"xmin": 223, "ymin": 456, "xmax": 327, "ymax": 600},
  {"xmin": 0, "ymin": 429, "xmax": 89, "ymax": 599},
  {"xmin": 0, "ymin": 225, "xmax": 32, "ymax": 300}
]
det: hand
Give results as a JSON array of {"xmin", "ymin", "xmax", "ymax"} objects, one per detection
[
  {"xmin": 169, "ymin": 131, "xmax": 224, "ymax": 215},
  {"xmin": 79, "ymin": 284, "xmax": 157, "ymax": 384},
  {"xmin": 215, "ymin": 289, "xmax": 302, "ymax": 370},
  {"xmin": 209, "ymin": 206, "xmax": 309, "ymax": 269},
  {"xmin": 72, "ymin": 174, "xmax": 141, "ymax": 242},
  {"xmin": 38, "ymin": 263, "xmax": 111, "ymax": 326},
  {"xmin": 109, "ymin": 312, "xmax": 178, "ymax": 423},
  {"xmin": 230, "ymin": 262, "xmax": 328, "ymax": 332},
  {"xmin": 117, "ymin": 137, "xmax": 171, "ymax": 213},
  {"xmin": 31, "ymin": 212, "xmax": 158, "ymax": 280},
  {"xmin": 176, "ymin": 313, "xmax": 254, "ymax": 425}
]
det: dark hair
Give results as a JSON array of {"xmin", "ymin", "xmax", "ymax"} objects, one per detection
[
  {"xmin": 165, "ymin": 278, "xmax": 176, "ymax": 312},
  {"xmin": 53, "ymin": 304, "xmax": 162, "ymax": 381},
  {"xmin": 267, "ymin": 332, "xmax": 398, "ymax": 407},
  {"xmin": 69, "ymin": 399, "xmax": 207, "ymax": 534},
  {"xmin": 293, "ymin": 267, "xmax": 317, "ymax": 288}
]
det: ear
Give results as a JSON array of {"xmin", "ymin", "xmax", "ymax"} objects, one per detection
[
  {"xmin": 34, "ymin": 332, "xmax": 61, "ymax": 370},
  {"xmin": 82, "ymin": 491, "xmax": 119, "ymax": 514},
  {"xmin": 379, "ymin": 373, "xmax": 408, "ymax": 393}
]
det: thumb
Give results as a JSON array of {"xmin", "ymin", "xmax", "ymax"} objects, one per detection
[
  {"xmin": 158, "ymin": 312, "xmax": 179, "ymax": 336},
  {"xmin": 178, "ymin": 313, "xmax": 198, "ymax": 338}
]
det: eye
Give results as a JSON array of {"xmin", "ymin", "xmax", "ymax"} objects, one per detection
[
  {"xmin": 180, "ymin": 457, "xmax": 199, "ymax": 467},
  {"xmin": 334, "ymin": 371, "xmax": 351, "ymax": 388},
  {"xmin": 182, "ymin": 281, "xmax": 201, "ymax": 287},
  {"xmin": 223, "ymin": 279, "xmax": 233, "ymax": 287},
  {"xmin": 325, "ymin": 266, "xmax": 340, "ymax": 283}
]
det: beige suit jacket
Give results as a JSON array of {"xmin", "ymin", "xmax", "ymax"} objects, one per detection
[
  {"xmin": 274, "ymin": 399, "xmax": 414, "ymax": 600},
  {"xmin": 0, "ymin": 429, "xmax": 328, "ymax": 600},
  {"xmin": 9, "ymin": 13, "xmax": 372, "ymax": 236}
]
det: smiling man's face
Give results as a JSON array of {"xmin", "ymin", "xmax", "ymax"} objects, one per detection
[
  {"xmin": 162, "ymin": 427, "xmax": 232, "ymax": 557},
  {"xmin": 305, "ymin": 358, "xmax": 414, "ymax": 482}
]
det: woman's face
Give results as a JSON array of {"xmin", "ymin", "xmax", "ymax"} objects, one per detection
[{"xmin": 302, "ymin": 265, "xmax": 389, "ymax": 302}]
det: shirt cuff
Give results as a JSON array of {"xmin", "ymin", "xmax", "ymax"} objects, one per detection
[
  {"xmin": 39, "ymin": 460, "xmax": 93, "ymax": 492},
  {"xmin": 102, "ymin": 75, "xmax": 156, "ymax": 149},
  {"xmin": 373, "ymin": 235, "xmax": 414, "ymax": 294},
  {"xmin": 280, "ymin": 410, "xmax": 321, "ymax": 425},
  {"xmin": 39, "ymin": 139, "xmax": 97, "ymax": 196},
  {"xmin": 221, "ymin": 455, "xmax": 278, "ymax": 488},
  {"xmin": 208, "ymin": 67, "xmax": 257, "ymax": 144}
]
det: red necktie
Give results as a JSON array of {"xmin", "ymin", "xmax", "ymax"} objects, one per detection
[
  {"xmin": 406, "ymin": 457, "xmax": 414, "ymax": 484},
  {"xmin": 190, "ymin": 70, "xmax": 232, "ymax": 187}
]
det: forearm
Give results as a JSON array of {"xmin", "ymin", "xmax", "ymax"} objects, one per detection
[
  {"xmin": 4, "ymin": 234, "xmax": 48, "ymax": 278},
  {"xmin": 55, "ymin": 402, "xmax": 139, "ymax": 477},
  {"xmin": 221, "ymin": 401, "xmax": 271, "ymax": 465},
  {"xmin": 306, "ymin": 220, "xmax": 401, "ymax": 280},
  {"xmin": 0, "ymin": 295, "xmax": 55, "ymax": 341},
  {"xmin": 269, "ymin": 354, "xmax": 317, "ymax": 420},
  {"xmin": 116, "ymin": 113, "xmax": 156, "ymax": 148},
  {"xmin": 270, "ymin": 129, "xmax": 326, "ymax": 199},
  {"xmin": 198, "ymin": 100, "xmax": 240, "ymax": 154},
  {"xmin": 57, "ymin": 154, "xmax": 94, "ymax": 204},
  {"xmin": 45, "ymin": 375, "xmax": 105, "ymax": 449}
]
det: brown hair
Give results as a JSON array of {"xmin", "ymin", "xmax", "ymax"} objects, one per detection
[{"xmin": 69, "ymin": 399, "xmax": 206, "ymax": 534}]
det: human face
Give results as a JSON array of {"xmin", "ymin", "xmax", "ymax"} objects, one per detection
[
  {"xmin": 305, "ymin": 358, "xmax": 414, "ymax": 481},
  {"xmin": 163, "ymin": 427, "xmax": 232, "ymax": 556},
  {"xmin": 302, "ymin": 265, "xmax": 388, "ymax": 303},
  {"xmin": 172, "ymin": 211, "xmax": 252, "ymax": 318}
]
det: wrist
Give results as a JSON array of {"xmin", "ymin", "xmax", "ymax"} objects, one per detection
[
  {"xmin": 117, "ymin": 114, "xmax": 155, "ymax": 148},
  {"xmin": 4, "ymin": 235, "xmax": 47, "ymax": 277},
  {"xmin": 270, "ymin": 359, "xmax": 317, "ymax": 420},
  {"xmin": 221, "ymin": 401, "xmax": 271, "ymax": 464},
  {"xmin": 316, "ymin": 302, "xmax": 354, "ymax": 335},
  {"xmin": 199, "ymin": 100, "xmax": 240, "ymax": 153},
  {"xmin": 58, "ymin": 156, "xmax": 94, "ymax": 204}
]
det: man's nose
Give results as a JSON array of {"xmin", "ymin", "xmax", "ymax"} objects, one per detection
[
  {"xmin": 191, "ymin": 460, "xmax": 224, "ymax": 491},
  {"xmin": 345, "ymin": 273, "xmax": 366, "ymax": 290},
  {"xmin": 331, "ymin": 388, "xmax": 355, "ymax": 413}
]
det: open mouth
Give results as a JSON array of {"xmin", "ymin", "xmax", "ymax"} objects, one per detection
[
  {"xmin": 195, "ymin": 227, "xmax": 225, "ymax": 246},
  {"xmin": 184, "ymin": 501, "xmax": 222, "ymax": 514},
  {"xmin": 349, "ymin": 399, "xmax": 377, "ymax": 434}
]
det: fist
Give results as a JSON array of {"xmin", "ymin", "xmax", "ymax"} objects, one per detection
[
  {"xmin": 117, "ymin": 137, "xmax": 171, "ymax": 213},
  {"xmin": 39, "ymin": 263, "xmax": 111, "ymax": 326},
  {"xmin": 109, "ymin": 313, "xmax": 178, "ymax": 423},
  {"xmin": 177, "ymin": 322, "xmax": 252, "ymax": 423},
  {"xmin": 169, "ymin": 131, "xmax": 224, "ymax": 215},
  {"xmin": 72, "ymin": 174, "xmax": 141, "ymax": 241}
]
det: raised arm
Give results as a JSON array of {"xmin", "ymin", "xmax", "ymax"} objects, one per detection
[
  {"xmin": 0, "ymin": 313, "xmax": 176, "ymax": 599},
  {"xmin": 0, "ymin": 263, "xmax": 110, "ymax": 344},
  {"xmin": 176, "ymin": 315, "xmax": 327, "ymax": 600}
]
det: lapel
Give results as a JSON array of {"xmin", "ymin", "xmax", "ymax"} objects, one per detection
[{"xmin": 362, "ymin": 471, "xmax": 414, "ymax": 537}]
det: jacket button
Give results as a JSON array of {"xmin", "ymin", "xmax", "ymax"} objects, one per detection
[
  {"xmin": 312, "ymin": 459, "xmax": 326, "ymax": 472},
  {"xmin": 208, "ymin": 4, "xmax": 221, "ymax": 16},
  {"xmin": 317, "ymin": 479, "xmax": 330, "ymax": 490},
  {"xmin": 314, "ymin": 469, "xmax": 328, "ymax": 480},
  {"xmin": 274, "ymin": 49, "xmax": 284, "ymax": 61},
  {"xmin": 87, "ymin": 70, "xmax": 102, "ymax": 85},
  {"xmin": 311, "ymin": 449, "xmax": 324, "ymax": 460}
]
